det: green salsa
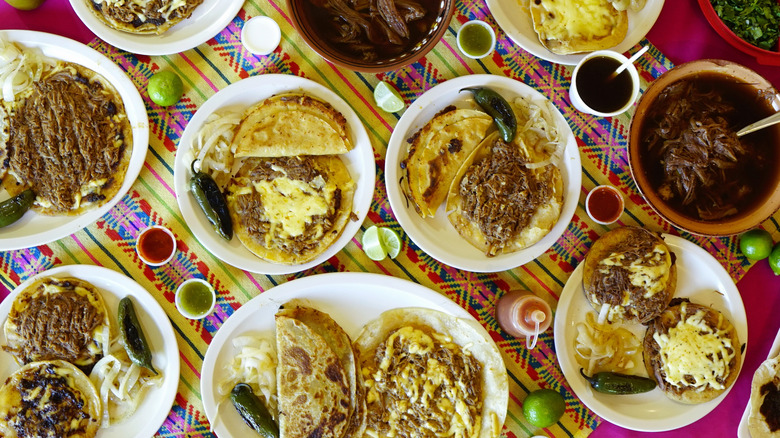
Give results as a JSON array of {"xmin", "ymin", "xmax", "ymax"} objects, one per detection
[
  {"xmin": 458, "ymin": 22, "xmax": 494, "ymax": 58},
  {"xmin": 178, "ymin": 280, "xmax": 214, "ymax": 318}
]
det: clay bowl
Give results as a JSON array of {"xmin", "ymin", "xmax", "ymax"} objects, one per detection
[
  {"xmin": 628, "ymin": 59, "xmax": 780, "ymax": 236},
  {"xmin": 287, "ymin": 0, "xmax": 454, "ymax": 72}
]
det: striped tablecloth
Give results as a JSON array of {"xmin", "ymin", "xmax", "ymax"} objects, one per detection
[{"xmin": 0, "ymin": 1, "xmax": 764, "ymax": 437}]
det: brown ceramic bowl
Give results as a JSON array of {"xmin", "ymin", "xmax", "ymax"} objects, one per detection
[
  {"xmin": 287, "ymin": 0, "xmax": 454, "ymax": 72},
  {"xmin": 628, "ymin": 59, "xmax": 780, "ymax": 236}
]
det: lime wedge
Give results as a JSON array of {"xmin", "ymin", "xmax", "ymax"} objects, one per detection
[
  {"xmin": 373, "ymin": 81, "xmax": 405, "ymax": 113},
  {"xmin": 362, "ymin": 225, "xmax": 387, "ymax": 261},
  {"xmin": 379, "ymin": 227, "xmax": 402, "ymax": 259}
]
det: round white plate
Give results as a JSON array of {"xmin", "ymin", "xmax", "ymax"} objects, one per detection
[
  {"xmin": 200, "ymin": 272, "xmax": 508, "ymax": 437},
  {"xmin": 0, "ymin": 30, "xmax": 149, "ymax": 252},
  {"xmin": 69, "ymin": 0, "xmax": 244, "ymax": 56},
  {"xmin": 0, "ymin": 264, "xmax": 180, "ymax": 438},
  {"xmin": 173, "ymin": 74, "xmax": 375, "ymax": 275},
  {"xmin": 738, "ymin": 328, "xmax": 780, "ymax": 437},
  {"xmin": 385, "ymin": 74, "xmax": 581, "ymax": 272},
  {"xmin": 486, "ymin": 0, "xmax": 665, "ymax": 65},
  {"xmin": 554, "ymin": 234, "xmax": 748, "ymax": 432}
]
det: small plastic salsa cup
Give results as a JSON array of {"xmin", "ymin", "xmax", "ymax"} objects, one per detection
[
  {"xmin": 175, "ymin": 278, "xmax": 216, "ymax": 320},
  {"xmin": 136, "ymin": 225, "xmax": 176, "ymax": 266}
]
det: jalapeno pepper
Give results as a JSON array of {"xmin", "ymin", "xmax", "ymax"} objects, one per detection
[
  {"xmin": 460, "ymin": 86, "xmax": 517, "ymax": 143},
  {"xmin": 230, "ymin": 383, "xmax": 279, "ymax": 438},
  {"xmin": 580, "ymin": 368, "xmax": 656, "ymax": 394},
  {"xmin": 189, "ymin": 160, "xmax": 232, "ymax": 241},
  {"xmin": 0, "ymin": 189, "xmax": 35, "ymax": 228},
  {"xmin": 119, "ymin": 297, "xmax": 157, "ymax": 374}
]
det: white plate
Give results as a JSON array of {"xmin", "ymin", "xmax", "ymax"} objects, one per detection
[
  {"xmin": 69, "ymin": 0, "xmax": 244, "ymax": 56},
  {"xmin": 554, "ymin": 234, "xmax": 748, "ymax": 432},
  {"xmin": 486, "ymin": 0, "xmax": 665, "ymax": 65},
  {"xmin": 385, "ymin": 74, "xmax": 581, "ymax": 272},
  {"xmin": 173, "ymin": 74, "xmax": 375, "ymax": 275},
  {"xmin": 200, "ymin": 272, "xmax": 508, "ymax": 437},
  {"xmin": 0, "ymin": 30, "xmax": 149, "ymax": 251},
  {"xmin": 0, "ymin": 265, "xmax": 180, "ymax": 438},
  {"xmin": 738, "ymin": 327, "xmax": 780, "ymax": 437}
]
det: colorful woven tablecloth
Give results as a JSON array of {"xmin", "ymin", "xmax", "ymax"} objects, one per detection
[{"xmin": 0, "ymin": 1, "xmax": 766, "ymax": 437}]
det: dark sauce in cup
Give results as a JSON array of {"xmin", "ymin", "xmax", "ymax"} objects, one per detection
[{"xmin": 575, "ymin": 56, "xmax": 634, "ymax": 113}]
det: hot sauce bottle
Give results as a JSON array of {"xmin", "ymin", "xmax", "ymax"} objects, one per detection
[{"xmin": 496, "ymin": 290, "xmax": 552, "ymax": 348}]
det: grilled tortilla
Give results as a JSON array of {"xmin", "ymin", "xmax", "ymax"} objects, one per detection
[
  {"xmin": 354, "ymin": 307, "xmax": 508, "ymax": 438},
  {"xmin": 530, "ymin": 0, "xmax": 628, "ymax": 54},
  {"xmin": 225, "ymin": 155, "xmax": 355, "ymax": 264},
  {"xmin": 2, "ymin": 62, "xmax": 133, "ymax": 216},
  {"xmin": 643, "ymin": 299, "xmax": 741, "ymax": 404},
  {"xmin": 582, "ymin": 227, "xmax": 676, "ymax": 324},
  {"xmin": 749, "ymin": 353, "xmax": 780, "ymax": 436},
  {"xmin": 2, "ymin": 276, "xmax": 111, "ymax": 369},
  {"xmin": 87, "ymin": 0, "xmax": 205, "ymax": 35},
  {"xmin": 401, "ymin": 106, "xmax": 494, "ymax": 218},
  {"xmin": 233, "ymin": 93, "xmax": 353, "ymax": 158},
  {"xmin": 446, "ymin": 131, "xmax": 563, "ymax": 257},
  {"xmin": 275, "ymin": 306, "xmax": 353, "ymax": 438},
  {"xmin": 0, "ymin": 360, "xmax": 102, "ymax": 438}
]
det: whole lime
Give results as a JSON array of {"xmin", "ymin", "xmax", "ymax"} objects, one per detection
[
  {"xmin": 739, "ymin": 229, "xmax": 773, "ymax": 261},
  {"xmin": 4, "ymin": 0, "xmax": 46, "ymax": 10},
  {"xmin": 147, "ymin": 71, "xmax": 184, "ymax": 107},
  {"xmin": 769, "ymin": 242, "xmax": 780, "ymax": 276},
  {"xmin": 523, "ymin": 388, "xmax": 566, "ymax": 428}
]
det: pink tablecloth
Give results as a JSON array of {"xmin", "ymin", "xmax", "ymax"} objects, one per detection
[{"xmin": 2, "ymin": 0, "xmax": 780, "ymax": 437}]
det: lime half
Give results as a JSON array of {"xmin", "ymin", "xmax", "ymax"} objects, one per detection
[
  {"xmin": 362, "ymin": 226, "xmax": 387, "ymax": 261},
  {"xmin": 148, "ymin": 71, "xmax": 184, "ymax": 107},
  {"xmin": 374, "ymin": 82, "xmax": 405, "ymax": 113},
  {"xmin": 379, "ymin": 227, "xmax": 402, "ymax": 259}
]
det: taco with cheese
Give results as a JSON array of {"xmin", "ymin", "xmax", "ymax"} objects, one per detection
[
  {"xmin": 529, "ymin": 0, "xmax": 628, "ymax": 55},
  {"xmin": 225, "ymin": 155, "xmax": 355, "ymax": 265},
  {"xmin": 354, "ymin": 307, "xmax": 508, "ymax": 438},
  {"xmin": 0, "ymin": 360, "xmax": 102, "ymax": 438},
  {"xmin": 86, "ymin": 0, "xmax": 205, "ymax": 35}
]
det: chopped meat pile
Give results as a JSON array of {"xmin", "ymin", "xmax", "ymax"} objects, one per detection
[
  {"xmin": 5, "ymin": 66, "xmax": 127, "ymax": 213},
  {"xmin": 307, "ymin": 0, "xmax": 430, "ymax": 61},
  {"xmin": 3, "ymin": 281, "xmax": 104, "ymax": 364},
  {"xmin": 91, "ymin": 0, "xmax": 203, "ymax": 29},
  {"xmin": 458, "ymin": 140, "xmax": 553, "ymax": 257},
  {"xmin": 643, "ymin": 80, "xmax": 762, "ymax": 220},
  {"xmin": 9, "ymin": 363, "xmax": 92, "ymax": 437},
  {"xmin": 364, "ymin": 327, "xmax": 483, "ymax": 437},
  {"xmin": 231, "ymin": 157, "xmax": 341, "ymax": 256}
]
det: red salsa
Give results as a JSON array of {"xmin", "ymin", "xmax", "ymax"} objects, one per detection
[
  {"xmin": 587, "ymin": 186, "xmax": 624, "ymax": 224},
  {"xmin": 138, "ymin": 227, "xmax": 175, "ymax": 265}
]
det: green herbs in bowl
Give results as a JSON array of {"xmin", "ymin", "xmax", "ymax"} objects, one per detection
[{"xmin": 711, "ymin": 0, "xmax": 780, "ymax": 50}]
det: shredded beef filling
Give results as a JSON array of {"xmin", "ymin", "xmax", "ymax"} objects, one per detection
[
  {"xmin": 232, "ymin": 157, "xmax": 339, "ymax": 256},
  {"xmin": 91, "ymin": 0, "xmax": 203, "ymax": 28},
  {"xmin": 8, "ymin": 363, "xmax": 91, "ymax": 437},
  {"xmin": 365, "ymin": 329, "xmax": 483, "ymax": 437},
  {"xmin": 3, "ymin": 281, "xmax": 103, "ymax": 364},
  {"xmin": 458, "ymin": 140, "xmax": 552, "ymax": 257},
  {"xmin": 590, "ymin": 232, "xmax": 669, "ymax": 322},
  {"xmin": 6, "ymin": 67, "xmax": 126, "ymax": 213}
]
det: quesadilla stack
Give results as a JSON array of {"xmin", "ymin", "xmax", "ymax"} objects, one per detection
[
  {"xmin": 275, "ymin": 303, "xmax": 365, "ymax": 438},
  {"xmin": 219, "ymin": 93, "xmax": 357, "ymax": 265}
]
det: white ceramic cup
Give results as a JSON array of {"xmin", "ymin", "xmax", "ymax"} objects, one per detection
[
  {"xmin": 456, "ymin": 20, "xmax": 496, "ymax": 60},
  {"xmin": 175, "ymin": 278, "xmax": 216, "ymax": 320},
  {"xmin": 569, "ymin": 50, "xmax": 640, "ymax": 117}
]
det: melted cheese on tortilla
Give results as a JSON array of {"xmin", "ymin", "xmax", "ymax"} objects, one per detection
[
  {"xmin": 600, "ymin": 243, "xmax": 671, "ymax": 297},
  {"xmin": 653, "ymin": 303, "xmax": 735, "ymax": 390},
  {"xmin": 535, "ymin": 0, "xmax": 622, "ymax": 41},
  {"xmin": 252, "ymin": 175, "xmax": 332, "ymax": 239}
]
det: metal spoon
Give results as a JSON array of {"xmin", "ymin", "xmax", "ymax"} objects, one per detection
[
  {"xmin": 737, "ymin": 111, "xmax": 780, "ymax": 137},
  {"xmin": 608, "ymin": 46, "xmax": 649, "ymax": 80}
]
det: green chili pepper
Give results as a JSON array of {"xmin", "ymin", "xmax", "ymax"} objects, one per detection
[
  {"xmin": 461, "ymin": 86, "xmax": 517, "ymax": 143},
  {"xmin": 189, "ymin": 160, "xmax": 232, "ymax": 241},
  {"xmin": 580, "ymin": 368, "xmax": 656, "ymax": 394},
  {"xmin": 0, "ymin": 189, "xmax": 35, "ymax": 228},
  {"xmin": 119, "ymin": 297, "xmax": 157, "ymax": 375},
  {"xmin": 230, "ymin": 383, "xmax": 279, "ymax": 438}
]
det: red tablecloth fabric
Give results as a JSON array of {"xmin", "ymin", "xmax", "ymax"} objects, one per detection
[{"xmin": 2, "ymin": 0, "xmax": 780, "ymax": 436}]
